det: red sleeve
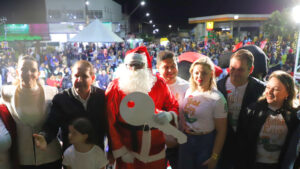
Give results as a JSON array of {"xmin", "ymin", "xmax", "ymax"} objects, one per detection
[
  {"xmin": 156, "ymin": 76, "xmax": 179, "ymax": 115},
  {"xmin": 105, "ymin": 80, "xmax": 127, "ymax": 158}
]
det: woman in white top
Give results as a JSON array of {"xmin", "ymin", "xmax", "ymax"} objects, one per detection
[
  {"xmin": 1, "ymin": 56, "xmax": 61, "ymax": 169},
  {"xmin": 178, "ymin": 57, "xmax": 228, "ymax": 169}
]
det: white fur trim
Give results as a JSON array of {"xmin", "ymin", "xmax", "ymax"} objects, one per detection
[
  {"xmin": 114, "ymin": 130, "xmax": 165, "ymax": 163},
  {"xmin": 124, "ymin": 53, "xmax": 147, "ymax": 65},
  {"xmin": 140, "ymin": 130, "xmax": 151, "ymax": 157},
  {"xmin": 112, "ymin": 146, "xmax": 128, "ymax": 159},
  {"xmin": 132, "ymin": 149, "xmax": 165, "ymax": 163}
]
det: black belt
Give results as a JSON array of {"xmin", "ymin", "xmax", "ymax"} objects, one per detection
[{"xmin": 118, "ymin": 122, "xmax": 157, "ymax": 131}]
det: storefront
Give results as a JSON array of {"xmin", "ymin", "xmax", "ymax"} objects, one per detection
[{"xmin": 189, "ymin": 14, "xmax": 270, "ymax": 41}]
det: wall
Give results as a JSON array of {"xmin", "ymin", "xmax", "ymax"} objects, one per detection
[{"xmin": 45, "ymin": 0, "xmax": 122, "ymax": 23}]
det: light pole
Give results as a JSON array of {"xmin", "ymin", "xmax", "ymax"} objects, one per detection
[
  {"xmin": 292, "ymin": 5, "xmax": 300, "ymax": 80},
  {"xmin": 128, "ymin": 1, "xmax": 145, "ymax": 17},
  {"xmin": 126, "ymin": 1, "xmax": 145, "ymax": 35},
  {"xmin": 0, "ymin": 17, "xmax": 7, "ymax": 42},
  {"xmin": 84, "ymin": 0, "xmax": 89, "ymax": 25}
]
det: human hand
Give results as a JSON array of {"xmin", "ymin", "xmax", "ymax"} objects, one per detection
[
  {"xmin": 202, "ymin": 157, "xmax": 217, "ymax": 169},
  {"xmin": 33, "ymin": 134, "xmax": 47, "ymax": 150},
  {"xmin": 121, "ymin": 152, "xmax": 134, "ymax": 163},
  {"xmin": 153, "ymin": 111, "xmax": 173, "ymax": 125}
]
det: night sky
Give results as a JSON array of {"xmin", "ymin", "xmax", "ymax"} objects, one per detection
[
  {"xmin": 123, "ymin": 0, "xmax": 294, "ymax": 28},
  {"xmin": 0, "ymin": 0, "xmax": 46, "ymax": 23},
  {"xmin": 0, "ymin": 0, "xmax": 295, "ymax": 34}
]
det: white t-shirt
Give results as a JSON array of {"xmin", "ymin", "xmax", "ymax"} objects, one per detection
[
  {"xmin": 225, "ymin": 77, "xmax": 248, "ymax": 131},
  {"xmin": 182, "ymin": 88, "xmax": 227, "ymax": 133},
  {"xmin": 63, "ymin": 145, "xmax": 108, "ymax": 169},
  {"xmin": 168, "ymin": 77, "xmax": 189, "ymax": 109},
  {"xmin": 165, "ymin": 77, "xmax": 189, "ymax": 145},
  {"xmin": 256, "ymin": 110, "xmax": 288, "ymax": 164},
  {"xmin": 168, "ymin": 77, "xmax": 189, "ymax": 129},
  {"xmin": 0, "ymin": 118, "xmax": 11, "ymax": 169}
]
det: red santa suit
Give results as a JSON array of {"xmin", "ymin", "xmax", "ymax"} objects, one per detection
[{"xmin": 105, "ymin": 46, "xmax": 179, "ymax": 169}]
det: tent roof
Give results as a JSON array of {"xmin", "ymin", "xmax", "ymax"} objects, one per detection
[{"xmin": 69, "ymin": 20, "xmax": 124, "ymax": 43}]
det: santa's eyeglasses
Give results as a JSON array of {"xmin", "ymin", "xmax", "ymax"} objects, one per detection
[{"xmin": 125, "ymin": 62, "xmax": 145, "ymax": 70}]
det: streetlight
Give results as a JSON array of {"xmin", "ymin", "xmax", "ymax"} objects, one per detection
[
  {"xmin": 153, "ymin": 28, "xmax": 159, "ymax": 34},
  {"xmin": 149, "ymin": 20, "xmax": 152, "ymax": 24},
  {"xmin": 292, "ymin": 6, "xmax": 300, "ymax": 23},
  {"xmin": 169, "ymin": 24, "xmax": 172, "ymax": 28},
  {"xmin": 146, "ymin": 12, "xmax": 150, "ymax": 17},
  {"xmin": 126, "ymin": 1, "xmax": 146, "ymax": 34},
  {"xmin": 129, "ymin": 1, "xmax": 146, "ymax": 17},
  {"xmin": 153, "ymin": 24, "xmax": 156, "ymax": 28}
]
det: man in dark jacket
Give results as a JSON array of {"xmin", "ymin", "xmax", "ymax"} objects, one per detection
[
  {"xmin": 217, "ymin": 49, "xmax": 265, "ymax": 169},
  {"xmin": 33, "ymin": 60, "xmax": 107, "ymax": 151}
]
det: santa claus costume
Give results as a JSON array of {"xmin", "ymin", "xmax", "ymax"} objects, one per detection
[{"xmin": 105, "ymin": 46, "xmax": 179, "ymax": 169}]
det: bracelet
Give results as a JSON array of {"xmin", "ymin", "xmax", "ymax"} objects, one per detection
[{"xmin": 211, "ymin": 153, "xmax": 219, "ymax": 160}]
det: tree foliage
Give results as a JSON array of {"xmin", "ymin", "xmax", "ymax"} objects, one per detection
[{"xmin": 263, "ymin": 9, "xmax": 298, "ymax": 41}]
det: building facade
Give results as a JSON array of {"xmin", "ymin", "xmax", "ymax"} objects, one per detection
[
  {"xmin": 45, "ymin": 0, "xmax": 125, "ymax": 41},
  {"xmin": 189, "ymin": 14, "xmax": 270, "ymax": 41}
]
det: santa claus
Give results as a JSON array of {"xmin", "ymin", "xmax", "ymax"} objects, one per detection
[{"xmin": 105, "ymin": 46, "xmax": 179, "ymax": 169}]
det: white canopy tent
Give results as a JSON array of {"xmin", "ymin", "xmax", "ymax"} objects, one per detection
[{"xmin": 69, "ymin": 20, "xmax": 124, "ymax": 43}]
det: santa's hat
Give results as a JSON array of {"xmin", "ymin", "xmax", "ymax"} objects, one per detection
[{"xmin": 125, "ymin": 46, "xmax": 152, "ymax": 70}]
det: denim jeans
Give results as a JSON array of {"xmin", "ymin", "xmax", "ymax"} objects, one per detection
[{"xmin": 178, "ymin": 131, "xmax": 216, "ymax": 169}]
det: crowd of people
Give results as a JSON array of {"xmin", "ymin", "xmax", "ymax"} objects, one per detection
[
  {"xmin": 0, "ymin": 37, "xmax": 299, "ymax": 169},
  {"xmin": 0, "ymin": 37, "xmax": 296, "ymax": 92}
]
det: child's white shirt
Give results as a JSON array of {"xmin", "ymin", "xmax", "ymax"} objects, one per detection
[{"xmin": 63, "ymin": 145, "xmax": 108, "ymax": 169}]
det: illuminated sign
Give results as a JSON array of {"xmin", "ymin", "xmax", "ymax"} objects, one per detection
[
  {"xmin": 6, "ymin": 24, "xmax": 29, "ymax": 34},
  {"xmin": 206, "ymin": 22, "xmax": 214, "ymax": 31}
]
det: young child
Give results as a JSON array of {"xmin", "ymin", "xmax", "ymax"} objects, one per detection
[{"xmin": 62, "ymin": 118, "xmax": 108, "ymax": 169}]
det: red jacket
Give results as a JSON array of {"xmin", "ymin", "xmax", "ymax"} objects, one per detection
[
  {"xmin": 105, "ymin": 75, "xmax": 179, "ymax": 164},
  {"xmin": 0, "ymin": 104, "xmax": 19, "ymax": 169}
]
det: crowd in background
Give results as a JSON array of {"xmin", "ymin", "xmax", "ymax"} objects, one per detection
[{"xmin": 0, "ymin": 37, "xmax": 296, "ymax": 92}]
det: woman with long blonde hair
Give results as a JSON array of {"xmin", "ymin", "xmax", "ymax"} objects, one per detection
[{"xmin": 178, "ymin": 57, "xmax": 227, "ymax": 169}]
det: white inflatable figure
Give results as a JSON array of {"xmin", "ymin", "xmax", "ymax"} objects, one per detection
[{"xmin": 120, "ymin": 91, "xmax": 187, "ymax": 144}]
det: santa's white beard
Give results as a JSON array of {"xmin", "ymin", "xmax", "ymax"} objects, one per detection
[{"xmin": 114, "ymin": 64, "xmax": 156, "ymax": 94}]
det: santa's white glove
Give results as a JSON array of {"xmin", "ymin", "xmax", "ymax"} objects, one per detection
[
  {"xmin": 121, "ymin": 152, "xmax": 134, "ymax": 163},
  {"xmin": 153, "ymin": 111, "xmax": 173, "ymax": 125}
]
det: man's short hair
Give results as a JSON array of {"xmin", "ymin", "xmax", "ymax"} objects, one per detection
[
  {"xmin": 157, "ymin": 51, "xmax": 175, "ymax": 66},
  {"xmin": 231, "ymin": 49, "xmax": 254, "ymax": 69},
  {"xmin": 72, "ymin": 60, "xmax": 95, "ymax": 76}
]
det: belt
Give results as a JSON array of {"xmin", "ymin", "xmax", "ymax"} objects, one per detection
[
  {"xmin": 118, "ymin": 122, "xmax": 157, "ymax": 131},
  {"xmin": 184, "ymin": 129, "xmax": 212, "ymax": 135},
  {"xmin": 118, "ymin": 122, "xmax": 157, "ymax": 152}
]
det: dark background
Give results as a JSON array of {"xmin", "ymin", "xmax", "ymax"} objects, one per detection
[
  {"xmin": 115, "ymin": 0, "xmax": 293, "ymax": 29},
  {"xmin": 0, "ymin": 0, "xmax": 295, "ymax": 34}
]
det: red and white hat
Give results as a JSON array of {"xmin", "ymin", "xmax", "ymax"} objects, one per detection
[{"xmin": 125, "ymin": 46, "xmax": 152, "ymax": 70}]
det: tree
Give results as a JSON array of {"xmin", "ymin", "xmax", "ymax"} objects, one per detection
[{"xmin": 263, "ymin": 9, "xmax": 298, "ymax": 41}]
